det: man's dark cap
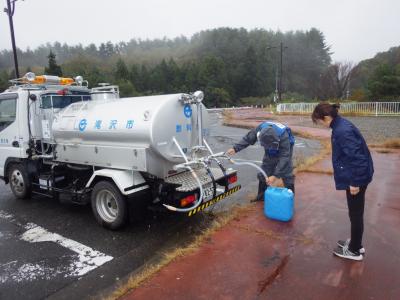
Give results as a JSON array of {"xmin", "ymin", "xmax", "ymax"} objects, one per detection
[{"xmin": 258, "ymin": 126, "xmax": 279, "ymax": 147}]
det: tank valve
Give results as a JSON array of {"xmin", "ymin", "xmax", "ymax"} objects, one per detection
[{"xmin": 193, "ymin": 91, "xmax": 204, "ymax": 102}]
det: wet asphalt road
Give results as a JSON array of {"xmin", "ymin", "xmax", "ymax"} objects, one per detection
[{"xmin": 0, "ymin": 112, "xmax": 320, "ymax": 300}]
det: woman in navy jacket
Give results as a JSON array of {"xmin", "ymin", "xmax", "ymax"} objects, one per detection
[{"xmin": 312, "ymin": 103, "xmax": 374, "ymax": 261}]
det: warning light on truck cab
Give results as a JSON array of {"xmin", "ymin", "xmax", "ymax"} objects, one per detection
[
  {"xmin": 23, "ymin": 72, "xmax": 78, "ymax": 86},
  {"xmin": 59, "ymin": 77, "xmax": 74, "ymax": 85}
]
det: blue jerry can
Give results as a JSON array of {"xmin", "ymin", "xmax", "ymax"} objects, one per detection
[{"xmin": 264, "ymin": 187, "xmax": 294, "ymax": 222}]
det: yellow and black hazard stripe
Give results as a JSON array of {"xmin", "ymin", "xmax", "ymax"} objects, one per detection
[{"xmin": 187, "ymin": 185, "xmax": 241, "ymax": 217}]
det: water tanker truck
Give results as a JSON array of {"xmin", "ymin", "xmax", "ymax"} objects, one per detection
[{"xmin": 0, "ymin": 73, "xmax": 240, "ymax": 229}]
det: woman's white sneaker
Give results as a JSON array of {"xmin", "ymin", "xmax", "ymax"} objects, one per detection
[
  {"xmin": 333, "ymin": 245, "xmax": 363, "ymax": 261},
  {"xmin": 337, "ymin": 238, "xmax": 365, "ymax": 254}
]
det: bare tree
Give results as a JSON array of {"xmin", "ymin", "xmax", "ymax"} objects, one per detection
[{"xmin": 318, "ymin": 61, "xmax": 355, "ymax": 99}]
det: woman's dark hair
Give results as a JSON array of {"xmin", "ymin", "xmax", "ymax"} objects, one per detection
[{"xmin": 311, "ymin": 102, "xmax": 340, "ymax": 123}]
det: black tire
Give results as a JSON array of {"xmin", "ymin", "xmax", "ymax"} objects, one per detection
[
  {"xmin": 91, "ymin": 181, "xmax": 128, "ymax": 230},
  {"xmin": 8, "ymin": 163, "xmax": 32, "ymax": 199}
]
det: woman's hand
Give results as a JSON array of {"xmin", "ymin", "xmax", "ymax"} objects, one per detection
[
  {"xmin": 226, "ymin": 148, "xmax": 236, "ymax": 156},
  {"xmin": 349, "ymin": 186, "xmax": 360, "ymax": 195}
]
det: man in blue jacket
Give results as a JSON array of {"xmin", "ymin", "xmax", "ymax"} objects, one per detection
[
  {"xmin": 312, "ymin": 103, "xmax": 374, "ymax": 261},
  {"xmin": 227, "ymin": 121, "xmax": 295, "ymax": 201}
]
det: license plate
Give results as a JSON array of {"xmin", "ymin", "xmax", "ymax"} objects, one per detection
[
  {"xmin": 203, "ymin": 184, "xmax": 214, "ymax": 200},
  {"xmin": 188, "ymin": 185, "xmax": 241, "ymax": 217}
]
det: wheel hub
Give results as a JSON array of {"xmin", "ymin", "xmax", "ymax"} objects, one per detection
[
  {"xmin": 96, "ymin": 190, "xmax": 119, "ymax": 223},
  {"xmin": 11, "ymin": 170, "xmax": 25, "ymax": 194}
]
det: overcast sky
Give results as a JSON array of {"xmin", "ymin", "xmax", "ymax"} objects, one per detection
[{"xmin": 1, "ymin": 0, "xmax": 399, "ymax": 62}]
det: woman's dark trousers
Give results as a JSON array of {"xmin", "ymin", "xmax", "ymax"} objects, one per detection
[{"xmin": 346, "ymin": 185, "xmax": 368, "ymax": 252}]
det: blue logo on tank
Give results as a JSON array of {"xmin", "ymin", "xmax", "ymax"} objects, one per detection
[
  {"xmin": 79, "ymin": 119, "xmax": 87, "ymax": 131},
  {"xmin": 184, "ymin": 104, "xmax": 192, "ymax": 118}
]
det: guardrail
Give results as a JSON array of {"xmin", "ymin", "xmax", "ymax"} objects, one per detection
[
  {"xmin": 207, "ymin": 106, "xmax": 254, "ymax": 113},
  {"xmin": 277, "ymin": 102, "xmax": 400, "ymax": 116}
]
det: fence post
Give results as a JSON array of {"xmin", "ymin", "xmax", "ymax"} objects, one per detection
[{"xmin": 375, "ymin": 102, "xmax": 378, "ymax": 116}]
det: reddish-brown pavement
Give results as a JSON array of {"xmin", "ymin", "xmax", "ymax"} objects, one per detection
[{"xmin": 122, "ymin": 150, "xmax": 400, "ymax": 300}]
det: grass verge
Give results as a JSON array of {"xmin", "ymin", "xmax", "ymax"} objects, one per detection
[
  {"xmin": 294, "ymin": 139, "xmax": 331, "ymax": 174},
  {"xmin": 221, "ymin": 110, "xmax": 233, "ymax": 122},
  {"xmin": 298, "ymin": 168, "xmax": 333, "ymax": 175},
  {"xmin": 290, "ymin": 128, "xmax": 318, "ymax": 140},
  {"xmin": 369, "ymin": 138, "xmax": 400, "ymax": 149},
  {"xmin": 375, "ymin": 149, "xmax": 398, "ymax": 154},
  {"xmin": 222, "ymin": 122, "xmax": 254, "ymax": 130}
]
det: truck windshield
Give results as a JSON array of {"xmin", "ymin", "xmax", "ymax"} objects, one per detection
[
  {"xmin": 0, "ymin": 97, "xmax": 16, "ymax": 132},
  {"xmin": 41, "ymin": 91, "xmax": 90, "ymax": 109}
]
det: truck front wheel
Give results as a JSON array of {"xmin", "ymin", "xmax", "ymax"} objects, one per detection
[
  {"xmin": 91, "ymin": 181, "xmax": 128, "ymax": 230},
  {"xmin": 8, "ymin": 163, "xmax": 32, "ymax": 199}
]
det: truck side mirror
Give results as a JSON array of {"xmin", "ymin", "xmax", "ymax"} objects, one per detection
[{"xmin": 29, "ymin": 94, "xmax": 37, "ymax": 101}]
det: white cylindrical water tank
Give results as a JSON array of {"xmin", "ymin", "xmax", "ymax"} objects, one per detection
[{"xmin": 52, "ymin": 93, "xmax": 209, "ymax": 163}]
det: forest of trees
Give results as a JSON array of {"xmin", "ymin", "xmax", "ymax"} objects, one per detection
[
  {"xmin": 0, "ymin": 28, "xmax": 399, "ymax": 106},
  {"xmin": 351, "ymin": 46, "xmax": 400, "ymax": 101}
]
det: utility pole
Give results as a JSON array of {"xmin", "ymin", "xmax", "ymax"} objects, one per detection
[
  {"xmin": 267, "ymin": 42, "xmax": 287, "ymax": 102},
  {"xmin": 4, "ymin": 0, "xmax": 20, "ymax": 78}
]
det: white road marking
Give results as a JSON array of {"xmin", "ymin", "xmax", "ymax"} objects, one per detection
[
  {"xmin": 0, "ymin": 210, "xmax": 14, "ymax": 221},
  {"xmin": 21, "ymin": 223, "xmax": 113, "ymax": 276},
  {"xmin": 0, "ymin": 210, "xmax": 113, "ymax": 282},
  {"xmin": 1, "ymin": 263, "xmax": 48, "ymax": 283}
]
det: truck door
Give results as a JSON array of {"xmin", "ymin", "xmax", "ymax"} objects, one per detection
[{"xmin": 0, "ymin": 93, "xmax": 20, "ymax": 177}]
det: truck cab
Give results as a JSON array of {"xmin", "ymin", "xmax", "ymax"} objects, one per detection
[
  {"xmin": 0, "ymin": 92, "xmax": 21, "ymax": 178},
  {"xmin": 0, "ymin": 74, "xmax": 92, "ymax": 181}
]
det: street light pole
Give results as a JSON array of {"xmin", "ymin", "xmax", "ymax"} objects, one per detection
[
  {"xmin": 267, "ymin": 42, "xmax": 287, "ymax": 102},
  {"xmin": 279, "ymin": 42, "xmax": 283, "ymax": 103},
  {"xmin": 278, "ymin": 42, "xmax": 288, "ymax": 103},
  {"xmin": 275, "ymin": 68, "xmax": 279, "ymax": 103},
  {"xmin": 4, "ymin": 0, "xmax": 20, "ymax": 78}
]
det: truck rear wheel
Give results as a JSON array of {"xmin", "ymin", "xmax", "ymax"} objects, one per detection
[
  {"xmin": 8, "ymin": 163, "xmax": 32, "ymax": 199},
  {"xmin": 91, "ymin": 181, "xmax": 128, "ymax": 230}
]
